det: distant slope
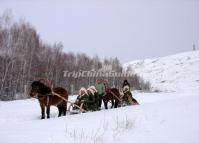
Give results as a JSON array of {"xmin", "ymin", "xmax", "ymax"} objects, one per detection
[{"xmin": 124, "ymin": 51, "xmax": 199, "ymax": 92}]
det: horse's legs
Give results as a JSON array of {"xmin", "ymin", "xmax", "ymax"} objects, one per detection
[
  {"xmin": 62, "ymin": 106, "xmax": 67, "ymax": 116},
  {"xmin": 114, "ymin": 100, "xmax": 119, "ymax": 108},
  {"xmin": 63, "ymin": 101, "xmax": 67, "ymax": 116},
  {"xmin": 58, "ymin": 106, "xmax": 62, "ymax": 117},
  {"xmin": 103, "ymin": 100, "xmax": 108, "ymax": 109},
  {"xmin": 98, "ymin": 96, "xmax": 102, "ymax": 109},
  {"xmin": 46, "ymin": 106, "xmax": 50, "ymax": 119},
  {"xmin": 111, "ymin": 100, "xmax": 114, "ymax": 108},
  {"xmin": 40, "ymin": 104, "xmax": 45, "ymax": 119}
]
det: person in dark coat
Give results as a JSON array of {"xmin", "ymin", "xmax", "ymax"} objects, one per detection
[
  {"xmin": 122, "ymin": 80, "xmax": 131, "ymax": 104},
  {"xmin": 122, "ymin": 79, "xmax": 139, "ymax": 105},
  {"xmin": 78, "ymin": 88, "xmax": 96, "ymax": 111},
  {"xmin": 122, "ymin": 80, "xmax": 130, "ymax": 91}
]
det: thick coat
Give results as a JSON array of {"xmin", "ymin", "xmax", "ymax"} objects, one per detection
[
  {"xmin": 79, "ymin": 94, "xmax": 96, "ymax": 111},
  {"xmin": 95, "ymin": 82, "xmax": 105, "ymax": 96}
]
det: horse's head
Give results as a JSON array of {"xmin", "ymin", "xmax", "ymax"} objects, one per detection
[{"xmin": 29, "ymin": 81, "xmax": 51, "ymax": 97}]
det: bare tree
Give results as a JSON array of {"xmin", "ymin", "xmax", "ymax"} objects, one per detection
[{"xmin": 0, "ymin": 11, "xmax": 151, "ymax": 100}]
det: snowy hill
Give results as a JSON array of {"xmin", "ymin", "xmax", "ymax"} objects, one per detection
[
  {"xmin": 124, "ymin": 51, "xmax": 199, "ymax": 93},
  {"xmin": 0, "ymin": 51, "xmax": 199, "ymax": 143}
]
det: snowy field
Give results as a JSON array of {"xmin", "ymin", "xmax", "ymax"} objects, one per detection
[
  {"xmin": 0, "ymin": 92, "xmax": 199, "ymax": 143},
  {"xmin": 0, "ymin": 51, "xmax": 199, "ymax": 143}
]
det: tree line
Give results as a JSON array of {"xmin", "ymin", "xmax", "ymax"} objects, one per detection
[{"xmin": 0, "ymin": 11, "xmax": 150, "ymax": 100}]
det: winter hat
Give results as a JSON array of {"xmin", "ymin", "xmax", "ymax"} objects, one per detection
[
  {"xmin": 89, "ymin": 86, "xmax": 98, "ymax": 93},
  {"xmin": 79, "ymin": 87, "xmax": 88, "ymax": 96},
  {"xmin": 87, "ymin": 87, "xmax": 95, "ymax": 95}
]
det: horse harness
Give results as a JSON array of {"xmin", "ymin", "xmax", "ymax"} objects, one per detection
[
  {"xmin": 32, "ymin": 78, "xmax": 87, "ymax": 112},
  {"xmin": 109, "ymin": 90, "xmax": 122, "ymax": 102},
  {"xmin": 36, "ymin": 93, "xmax": 52, "ymax": 106}
]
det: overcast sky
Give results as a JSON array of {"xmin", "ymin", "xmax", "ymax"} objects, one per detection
[{"xmin": 0, "ymin": 0, "xmax": 199, "ymax": 63}]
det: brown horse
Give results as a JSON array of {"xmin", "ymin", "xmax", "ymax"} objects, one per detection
[
  {"xmin": 102, "ymin": 88, "xmax": 121, "ymax": 109},
  {"xmin": 30, "ymin": 81, "xmax": 68, "ymax": 119}
]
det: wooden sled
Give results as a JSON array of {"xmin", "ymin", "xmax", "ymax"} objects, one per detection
[{"xmin": 68, "ymin": 102, "xmax": 86, "ymax": 114}]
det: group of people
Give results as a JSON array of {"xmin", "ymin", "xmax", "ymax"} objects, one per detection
[{"xmin": 73, "ymin": 79, "xmax": 136, "ymax": 112}]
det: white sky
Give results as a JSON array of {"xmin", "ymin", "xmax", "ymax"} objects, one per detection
[{"xmin": 0, "ymin": 0, "xmax": 199, "ymax": 63}]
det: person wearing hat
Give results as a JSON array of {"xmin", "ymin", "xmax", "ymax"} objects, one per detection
[
  {"xmin": 77, "ymin": 87, "xmax": 96, "ymax": 111},
  {"xmin": 122, "ymin": 79, "xmax": 132, "ymax": 105},
  {"xmin": 95, "ymin": 79, "xmax": 105, "ymax": 110},
  {"xmin": 73, "ymin": 87, "xmax": 88, "ymax": 110},
  {"xmin": 86, "ymin": 87, "xmax": 97, "ymax": 111},
  {"xmin": 89, "ymin": 86, "xmax": 98, "ymax": 110},
  {"xmin": 122, "ymin": 79, "xmax": 139, "ymax": 105}
]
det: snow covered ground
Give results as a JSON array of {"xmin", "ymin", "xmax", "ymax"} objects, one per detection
[{"xmin": 0, "ymin": 51, "xmax": 199, "ymax": 143}]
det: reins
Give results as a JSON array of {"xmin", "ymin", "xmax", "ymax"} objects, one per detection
[
  {"xmin": 52, "ymin": 91, "xmax": 86, "ymax": 113},
  {"xmin": 109, "ymin": 90, "xmax": 122, "ymax": 102}
]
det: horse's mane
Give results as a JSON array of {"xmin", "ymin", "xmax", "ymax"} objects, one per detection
[{"xmin": 31, "ymin": 81, "xmax": 51, "ymax": 94}]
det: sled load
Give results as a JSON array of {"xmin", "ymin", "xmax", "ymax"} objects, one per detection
[{"xmin": 69, "ymin": 86, "xmax": 99, "ymax": 114}]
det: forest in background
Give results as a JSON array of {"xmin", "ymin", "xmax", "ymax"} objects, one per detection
[{"xmin": 0, "ymin": 11, "xmax": 150, "ymax": 100}]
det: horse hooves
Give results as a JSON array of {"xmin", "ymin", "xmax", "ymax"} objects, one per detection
[{"xmin": 41, "ymin": 117, "xmax": 45, "ymax": 119}]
